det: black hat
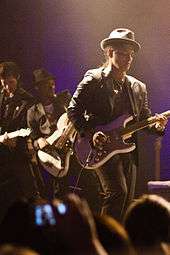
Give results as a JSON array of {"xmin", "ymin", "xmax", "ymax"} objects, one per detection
[
  {"xmin": 33, "ymin": 68, "xmax": 55, "ymax": 86},
  {"xmin": 100, "ymin": 28, "xmax": 141, "ymax": 52}
]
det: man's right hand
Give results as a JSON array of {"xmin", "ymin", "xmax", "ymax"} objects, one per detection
[{"xmin": 36, "ymin": 137, "xmax": 49, "ymax": 149}]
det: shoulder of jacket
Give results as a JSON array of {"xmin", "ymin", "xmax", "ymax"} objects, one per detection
[
  {"xmin": 126, "ymin": 75, "xmax": 146, "ymax": 88},
  {"xmin": 57, "ymin": 90, "xmax": 72, "ymax": 100},
  {"xmin": 84, "ymin": 67, "xmax": 103, "ymax": 81},
  {"xmin": 17, "ymin": 87, "xmax": 35, "ymax": 104}
]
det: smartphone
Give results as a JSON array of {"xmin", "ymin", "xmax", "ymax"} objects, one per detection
[
  {"xmin": 35, "ymin": 204, "xmax": 56, "ymax": 226},
  {"xmin": 35, "ymin": 202, "xmax": 67, "ymax": 226}
]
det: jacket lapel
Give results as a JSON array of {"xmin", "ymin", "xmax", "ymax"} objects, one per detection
[{"xmin": 126, "ymin": 75, "xmax": 140, "ymax": 121}]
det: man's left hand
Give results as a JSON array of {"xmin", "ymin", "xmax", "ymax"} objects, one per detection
[{"xmin": 155, "ymin": 113, "xmax": 168, "ymax": 131}]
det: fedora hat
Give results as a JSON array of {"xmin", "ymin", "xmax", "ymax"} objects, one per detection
[
  {"xmin": 33, "ymin": 68, "xmax": 55, "ymax": 86},
  {"xmin": 100, "ymin": 28, "xmax": 141, "ymax": 52}
]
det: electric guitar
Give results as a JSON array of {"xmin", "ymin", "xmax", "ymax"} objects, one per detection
[
  {"xmin": 0, "ymin": 128, "xmax": 32, "ymax": 143},
  {"xmin": 37, "ymin": 113, "xmax": 77, "ymax": 177},
  {"xmin": 74, "ymin": 110, "xmax": 170, "ymax": 170}
]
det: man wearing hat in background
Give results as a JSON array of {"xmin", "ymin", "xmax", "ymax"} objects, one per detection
[
  {"xmin": 67, "ymin": 28, "xmax": 167, "ymax": 222},
  {"xmin": 27, "ymin": 68, "xmax": 71, "ymax": 199}
]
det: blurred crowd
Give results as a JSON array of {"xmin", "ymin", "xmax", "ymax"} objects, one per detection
[{"xmin": 0, "ymin": 193, "xmax": 169, "ymax": 255}]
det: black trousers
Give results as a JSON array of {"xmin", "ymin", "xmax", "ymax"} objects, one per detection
[{"xmin": 95, "ymin": 153, "xmax": 137, "ymax": 222}]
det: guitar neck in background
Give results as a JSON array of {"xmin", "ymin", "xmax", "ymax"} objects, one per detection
[
  {"xmin": 0, "ymin": 128, "xmax": 31, "ymax": 143},
  {"xmin": 0, "ymin": 130, "xmax": 20, "ymax": 143}
]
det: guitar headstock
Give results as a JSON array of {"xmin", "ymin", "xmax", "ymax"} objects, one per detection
[
  {"xmin": 18, "ymin": 128, "xmax": 32, "ymax": 137},
  {"xmin": 163, "ymin": 110, "xmax": 170, "ymax": 118}
]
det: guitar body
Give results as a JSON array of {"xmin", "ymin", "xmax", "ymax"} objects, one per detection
[
  {"xmin": 74, "ymin": 114, "xmax": 136, "ymax": 169},
  {"xmin": 38, "ymin": 143, "xmax": 73, "ymax": 177},
  {"xmin": 38, "ymin": 113, "xmax": 76, "ymax": 177}
]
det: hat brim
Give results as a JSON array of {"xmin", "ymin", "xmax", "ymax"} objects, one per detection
[{"xmin": 100, "ymin": 38, "xmax": 141, "ymax": 52}]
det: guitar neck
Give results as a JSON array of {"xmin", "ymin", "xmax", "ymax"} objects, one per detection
[
  {"xmin": 121, "ymin": 110, "xmax": 170, "ymax": 136},
  {"xmin": 0, "ymin": 130, "xmax": 20, "ymax": 143},
  {"xmin": 55, "ymin": 122, "xmax": 76, "ymax": 149},
  {"xmin": 0, "ymin": 128, "xmax": 31, "ymax": 143}
]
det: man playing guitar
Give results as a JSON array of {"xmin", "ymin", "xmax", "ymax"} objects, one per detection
[{"xmin": 67, "ymin": 28, "xmax": 168, "ymax": 222}]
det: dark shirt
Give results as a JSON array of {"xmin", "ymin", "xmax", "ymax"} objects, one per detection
[{"xmin": 107, "ymin": 77, "xmax": 132, "ymax": 120}]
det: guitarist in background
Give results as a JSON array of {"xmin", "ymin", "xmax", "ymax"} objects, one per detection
[
  {"xmin": 0, "ymin": 62, "xmax": 40, "ymax": 220},
  {"xmin": 27, "ymin": 68, "xmax": 71, "ymax": 199},
  {"xmin": 67, "ymin": 28, "xmax": 168, "ymax": 222}
]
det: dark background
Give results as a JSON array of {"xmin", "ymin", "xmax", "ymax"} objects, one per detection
[{"xmin": 0, "ymin": 0, "xmax": 170, "ymax": 196}]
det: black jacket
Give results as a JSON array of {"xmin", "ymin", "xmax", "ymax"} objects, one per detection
[
  {"xmin": 0, "ymin": 86, "xmax": 35, "ymax": 133},
  {"xmin": 67, "ymin": 67, "xmax": 152, "ymax": 135}
]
